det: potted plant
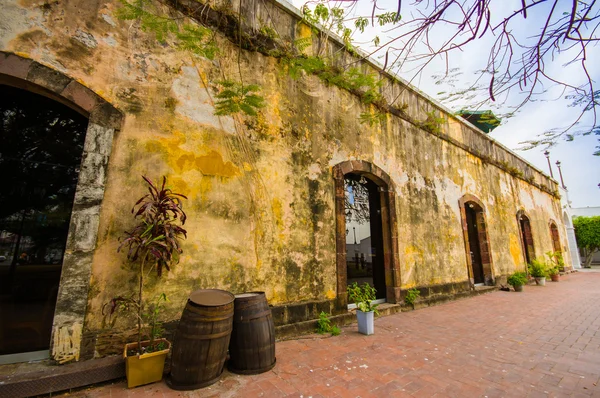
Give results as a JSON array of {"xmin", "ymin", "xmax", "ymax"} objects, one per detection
[
  {"xmin": 347, "ymin": 282, "xmax": 379, "ymax": 335},
  {"xmin": 546, "ymin": 251, "xmax": 563, "ymax": 281},
  {"xmin": 547, "ymin": 265, "xmax": 560, "ymax": 282},
  {"xmin": 528, "ymin": 259, "xmax": 547, "ymax": 286},
  {"xmin": 507, "ymin": 271, "xmax": 528, "ymax": 292},
  {"xmin": 108, "ymin": 176, "xmax": 187, "ymax": 388}
]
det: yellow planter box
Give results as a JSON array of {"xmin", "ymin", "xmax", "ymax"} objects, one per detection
[{"xmin": 124, "ymin": 338, "xmax": 170, "ymax": 388}]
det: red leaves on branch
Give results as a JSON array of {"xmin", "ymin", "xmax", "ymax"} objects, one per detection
[{"xmin": 118, "ymin": 176, "xmax": 187, "ymax": 277}]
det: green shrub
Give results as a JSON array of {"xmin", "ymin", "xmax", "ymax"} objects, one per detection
[
  {"xmin": 507, "ymin": 271, "xmax": 528, "ymax": 286},
  {"xmin": 546, "ymin": 251, "xmax": 564, "ymax": 275},
  {"xmin": 404, "ymin": 288, "xmax": 420, "ymax": 307},
  {"xmin": 316, "ymin": 312, "xmax": 340, "ymax": 336},
  {"xmin": 528, "ymin": 259, "xmax": 547, "ymax": 278},
  {"xmin": 347, "ymin": 282, "xmax": 379, "ymax": 313}
]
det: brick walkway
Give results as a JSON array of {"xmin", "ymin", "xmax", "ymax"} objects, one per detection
[{"xmin": 67, "ymin": 272, "xmax": 600, "ymax": 397}]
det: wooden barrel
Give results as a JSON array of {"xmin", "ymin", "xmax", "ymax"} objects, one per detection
[
  {"xmin": 167, "ymin": 289, "xmax": 234, "ymax": 390},
  {"xmin": 228, "ymin": 292, "xmax": 276, "ymax": 374}
]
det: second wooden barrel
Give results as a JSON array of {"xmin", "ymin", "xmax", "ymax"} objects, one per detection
[
  {"xmin": 167, "ymin": 289, "xmax": 234, "ymax": 390},
  {"xmin": 228, "ymin": 292, "xmax": 276, "ymax": 374}
]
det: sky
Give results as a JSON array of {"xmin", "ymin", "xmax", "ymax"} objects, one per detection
[{"xmin": 289, "ymin": 0, "xmax": 600, "ymax": 208}]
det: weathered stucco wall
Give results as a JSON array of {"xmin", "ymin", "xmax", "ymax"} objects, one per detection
[{"xmin": 0, "ymin": 0, "xmax": 570, "ymax": 361}]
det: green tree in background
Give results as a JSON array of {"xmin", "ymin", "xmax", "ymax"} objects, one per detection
[{"xmin": 573, "ymin": 216, "xmax": 600, "ymax": 268}]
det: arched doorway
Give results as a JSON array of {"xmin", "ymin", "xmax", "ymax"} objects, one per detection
[
  {"xmin": 344, "ymin": 174, "xmax": 386, "ymax": 299},
  {"xmin": 333, "ymin": 161, "xmax": 400, "ymax": 307},
  {"xmin": 0, "ymin": 85, "xmax": 88, "ymax": 359},
  {"xmin": 459, "ymin": 195, "xmax": 493, "ymax": 286},
  {"xmin": 517, "ymin": 210, "xmax": 535, "ymax": 266},
  {"xmin": 0, "ymin": 51, "xmax": 123, "ymax": 364},
  {"xmin": 549, "ymin": 221, "xmax": 561, "ymax": 253}
]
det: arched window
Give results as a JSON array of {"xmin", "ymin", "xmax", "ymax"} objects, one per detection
[
  {"xmin": 549, "ymin": 221, "xmax": 561, "ymax": 253},
  {"xmin": 516, "ymin": 210, "xmax": 535, "ymax": 265}
]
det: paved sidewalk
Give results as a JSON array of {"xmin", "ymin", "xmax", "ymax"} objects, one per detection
[{"xmin": 66, "ymin": 272, "xmax": 600, "ymax": 397}]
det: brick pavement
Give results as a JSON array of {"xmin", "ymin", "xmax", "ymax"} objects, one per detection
[{"xmin": 63, "ymin": 272, "xmax": 600, "ymax": 397}]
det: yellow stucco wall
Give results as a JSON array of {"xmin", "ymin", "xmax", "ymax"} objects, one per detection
[{"xmin": 0, "ymin": 0, "xmax": 570, "ymax": 337}]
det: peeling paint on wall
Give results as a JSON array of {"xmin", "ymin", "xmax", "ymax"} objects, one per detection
[{"xmin": 52, "ymin": 323, "xmax": 83, "ymax": 364}]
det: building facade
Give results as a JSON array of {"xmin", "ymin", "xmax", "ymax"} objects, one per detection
[{"xmin": 0, "ymin": 0, "xmax": 571, "ymax": 365}]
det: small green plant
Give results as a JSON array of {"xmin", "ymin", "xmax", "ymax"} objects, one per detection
[
  {"xmin": 116, "ymin": 0, "xmax": 217, "ymax": 59},
  {"xmin": 359, "ymin": 111, "xmax": 386, "ymax": 126},
  {"xmin": 214, "ymin": 80, "xmax": 266, "ymax": 116},
  {"xmin": 316, "ymin": 311, "xmax": 341, "ymax": 336},
  {"xmin": 404, "ymin": 288, "xmax": 420, "ymax": 308},
  {"xmin": 347, "ymin": 282, "xmax": 379, "ymax": 314},
  {"xmin": 547, "ymin": 265, "xmax": 559, "ymax": 277},
  {"xmin": 545, "ymin": 251, "xmax": 564, "ymax": 276},
  {"xmin": 103, "ymin": 292, "xmax": 169, "ymax": 354},
  {"xmin": 528, "ymin": 258, "xmax": 547, "ymax": 278},
  {"xmin": 507, "ymin": 271, "xmax": 528, "ymax": 287},
  {"xmin": 146, "ymin": 293, "xmax": 168, "ymax": 346},
  {"xmin": 418, "ymin": 111, "xmax": 445, "ymax": 135},
  {"xmin": 259, "ymin": 25, "xmax": 279, "ymax": 40}
]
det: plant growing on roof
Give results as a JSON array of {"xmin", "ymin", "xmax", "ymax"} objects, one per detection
[{"xmin": 115, "ymin": 175, "xmax": 187, "ymax": 355}]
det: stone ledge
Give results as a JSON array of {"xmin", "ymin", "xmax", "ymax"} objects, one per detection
[
  {"xmin": 0, "ymin": 355, "xmax": 124, "ymax": 398},
  {"xmin": 407, "ymin": 285, "xmax": 498, "ymax": 311}
]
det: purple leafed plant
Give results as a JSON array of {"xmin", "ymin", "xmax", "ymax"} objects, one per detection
[{"xmin": 115, "ymin": 176, "xmax": 187, "ymax": 355}]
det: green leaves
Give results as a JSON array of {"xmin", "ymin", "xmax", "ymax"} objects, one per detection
[
  {"xmin": 302, "ymin": 3, "xmax": 332, "ymax": 26},
  {"xmin": 283, "ymin": 55, "xmax": 327, "ymax": 79},
  {"xmin": 376, "ymin": 12, "xmax": 399, "ymax": 26},
  {"xmin": 214, "ymin": 80, "xmax": 265, "ymax": 117},
  {"xmin": 418, "ymin": 111, "xmax": 445, "ymax": 135},
  {"xmin": 347, "ymin": 282, "xmax": 379, "ymax": 314},
  {"xmin": 359, "ymin": 111, "xmax": 386, "ymax": 126},
  {"xmin": 574, "ymin": 216, "xmax": 600, "ymax": 251},
  {"xmin": 175, "ymin": 25, "xmax": 218, "ymax": 60},
  {"xmin": 355, "ymin": 17, "xmax": 368, "ymax": 33},
  {"xmin": 507, "ymin": 272, "xmax": 528, "ymax": 287},
  {"xmin": 116, "ymin": 0, "xmax": 218, "ymax": 59},
  {"xmin": 293, "ymin": 37, "xmax": 313, "ymax": 53},
  {"xmin": 316, "ymin": 312, "xmax": 340, "ymax": 336},
  {"xmin": 116, "ymin": 0, "xmax": 177, "ymax": 42},
  {"xmin": 404, "ymin": 288, "xmax": 421, "ymax": 307},
  {"xmin": 528, "ymin": 259, "xmax": 548, "ymax": 278}
]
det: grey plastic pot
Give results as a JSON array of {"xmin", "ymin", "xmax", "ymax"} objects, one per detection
[
  {"xmin": 356, "ymin": 310, "xmax": 374, "ymax": 335},
  {"xmin": 535, "ymin": 277, "xmax": 546, "ymax": 286}
]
